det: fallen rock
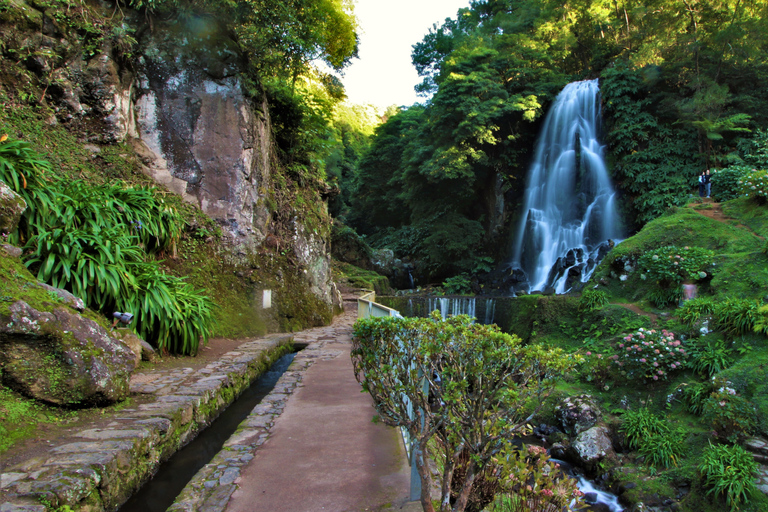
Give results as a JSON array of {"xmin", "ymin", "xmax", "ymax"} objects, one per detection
[
  {"xmin": 571, "ymin": 426, "xmax": 615, "ymax": 471},
  {"xmin": 0, "ymin": 179, "xmax": 27, "ymax": 235},
  {"xmin": 0, "ymin": 301, "xmax": 136, "ymax": 406},
  {"xmin": 555, "ymin": 394, "xmax": 602, "ymax": 435}
]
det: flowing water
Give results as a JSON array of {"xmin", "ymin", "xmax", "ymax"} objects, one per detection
[
  {"xmin": 511, "ymin": 79, "xmax": 622, "ymax": 293},
  {"xmin": 118, "ymin": 352, "xmax": 297, "ymax": 512}
]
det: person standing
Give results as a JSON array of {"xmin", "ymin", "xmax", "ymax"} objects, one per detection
[
  {"xmin": 698, "ymin": 171, "xmax": 706, "ymax": 197},
  {"xmin": 705, "ymin": 169, "xmax": 712, "ymax": 198}
]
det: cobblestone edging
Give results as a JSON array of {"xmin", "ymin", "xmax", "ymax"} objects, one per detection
[
  {"xmin": 167, "ymin": 334, "xmax": 347, "ymax": 512},
  {"xmin": 745, "ymin": 437, "xmax": 768, "ymax": 495},
  {"xmin": 0, "ymin": 334, "xmax": 294, "ymax": 512}
]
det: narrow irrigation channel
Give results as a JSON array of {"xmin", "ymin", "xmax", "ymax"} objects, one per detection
[{"xmin": 119, "ymin": 350, "xmax": 299, "ymax": 512}]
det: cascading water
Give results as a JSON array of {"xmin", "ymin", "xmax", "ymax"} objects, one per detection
[{"xmin": 511, "ymin": 79, "xmax": 621, "ymax": 293}]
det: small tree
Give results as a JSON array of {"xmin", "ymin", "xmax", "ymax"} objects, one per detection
[{"xmin": 351, "ymin": 313, "xmax": 576, "ymax": 512}]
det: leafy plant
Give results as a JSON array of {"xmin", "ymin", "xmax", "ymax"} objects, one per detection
[
  {"xmin": 613, "ymin": 328, "xmax": 688, "ymax": 381},
  {"xmin": 638, "ymin": 245, "xmax": 715, "ymax": 287},
  {"xmin": 755, "ymin": 304, "xmax": 768, "ymax": 336},
  {"xmin": 710, "ymin": 166, "xmax": 750, "ymax": 202},
  {"xmin": 638, "ymin": 429, "xmax": 686, "ymax": 468},
  {"xmin": 490, "ymin": 444, "xmax": 586, "ymax": 512},
  {"xmin": 710, "ymin": 298, "xmax": 760, "ymax": 337},
  {"xmin": 702, "ymin": 387, "xmax": 757, "ymax": 443},
  {"xmin": 0, "ymin": 135, "xmax": 55, "ymax": 243},
  {"xmin": 737, "ymin": 168, "xmax": 768, "ymax": 203},
  {"xmin": 686, "ymin": 337, "xmax": 733, "ymax": 377},
  {"xmin": 620, "ymin": 407, "xmax": 669, "ymax": 450},
  {"xmin": 579, "ymin": 289, "xmax": 608, "ymax": 312},
  {"xmin": 699, "ymin": 443, "xmax": 758, "ymax": 511},
  {"xmin": 351, "ymin": 313, "xmax": 575, "ymax": 512},
  {"xmin": 678, "ymin": 297, "xmax": 716, "ymax": 328},
  {"xmin": 442, "ymin": 273, "xmax": 472, "ymax": 295},
  {"xmin": 680, "ymin": 381, "xmax": 715, "ymax": 415}
]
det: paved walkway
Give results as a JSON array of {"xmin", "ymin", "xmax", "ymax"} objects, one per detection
[
  {"xmin": 0, "ymin": 299, "xmax": 417, "ymax": 512},
  {"xmin": 225, "ymin": 306, "xmax": 412, "ymax": 512}
]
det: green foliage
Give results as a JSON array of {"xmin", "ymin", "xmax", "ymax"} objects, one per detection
[
  {"xmin": 702, "ymin": 387, "xmax": 757, "ymax": 443},
  {"xmin": 2, "ymin": 136, "xmax": 213, "ymax": 354},
  {"xmin": 680, "ymin": 381, "xmax": 715, "ymax": 416},
  {"xmin": 638, "ymin": 429, "xmax": 687, "ymax": 469},
  {"xmin": 614, "ymin": 328, "xmax": 689, "ymax": 381},
  {"xmin": 710, "ymin": 298, "xmax": 761, "ymax": 337},
  {"xmin": 442, "ymin": 273, "xmax": 472, "ymax": 295},
  {"xmin": 351, "ymin": 313, "xmax": 575, "ymax": 512},
  {"xmin": 578, "ymin": 289, "xmax": 608, "ymax": 312},
  {"xmin": 686, "ymin": 337, "xmax": 733, "ymax": 377},
  {"xmin": 737, "ymin": 168, "xmax": 768, "ymax": 202},
  {"xmin": 699, "ymin": 443, "xmax": 758, "ymax": 511},
  {"xmin": 711, "ymin": 166, "xmax": 750, "ymax": 202},
  {"xmin": 0, "ymin": 135, "xmax": 54, "ymax": 243},
  {"xmin": 490, "ymin": 444, "xmax": 586, "ymax": 512},
  {"xmin": 121, "ymin": 262, "xmax": 216, "ymax": 354},
  {"xmin": 620, "ymin": 407, "xmax": 669, "ymax": 451},
  {"xmin": 638, "ymin": 245, "xmax": 715, "ymax": 286},
  {"xmin": 755, "ymin": 304, "xmax": 768, "ymax": 335},
  {"xmin": 678, "ymin": 297, "xmax": 717, "ymax": 328}
]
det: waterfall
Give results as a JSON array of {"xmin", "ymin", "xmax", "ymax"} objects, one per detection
[
  {"xmin": 428, "ymin": 297, "xmax": 476, "ymax": 320},
  {"xmin": 511, "ymin": 79, "xmax": 621, "ymax": 293}
]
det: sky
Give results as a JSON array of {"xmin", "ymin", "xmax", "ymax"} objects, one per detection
[{"xmin": 340, "ymin": 0, "xmax": 472, "ymax": 109}]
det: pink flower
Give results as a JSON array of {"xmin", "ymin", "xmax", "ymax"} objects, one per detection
[
  {"xmin": 639, "ymin": 334, "xmax": 645, "ymax": 339},
  {"xmin": 619, "ymin": 343, "xmax": 625, "ymax": 348},
  {"xmin": 597, "ymin": 354, "xmax": 603, "ymax": 359},
  {"xmin": 653, "ymin": 362, "xmax": 659, "ymax": 367},
  {"xmin": 640, "ymin": 358, "xmax": 647, "ymax": 363},
  {"xmin": 654, "ymin": 349, "xmax": 660, "ymax": 354},
  {"xmin": 586, "ymin": 351, "xmax": 592, "ymax": 356},
  {"xmin": 653, "ymin": 375, "xmax": 659, "ymax": 380}
]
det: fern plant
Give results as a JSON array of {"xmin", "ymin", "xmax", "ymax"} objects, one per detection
[
  {"xmin": 699, "ymin": 443, "xmax": 758, "ymax": 511},
  {"xmin": 620, "ymin": 407, "xmax": 669, "ymax": 450}
]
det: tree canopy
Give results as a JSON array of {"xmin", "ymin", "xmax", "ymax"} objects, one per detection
[{"xmin": 344, "ymin": 0, "xmax": 768, "ymax": 281}]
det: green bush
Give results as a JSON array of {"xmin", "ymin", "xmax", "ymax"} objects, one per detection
[
  {"xmin": 710, "ymin": 166, "xmax": 749, "ymax": 202},
  {"xmin": 702, "ymin": 386, "xmax": 757, "ymax": 442},
  {"xmin": 638, "ymin": 245, "xmax": 715, "ymax": 286},
  {"xmin": 443, "ymin": 273, "xmax": 472, "ymax": 295},
  {"xmin": 3, "ymin": 136, "xmax": 213, "ymax": 354},
  {"xmin": 620, "ymin": 407, "xmax": 670, "ymax": 450},
  {"xmin": 579, "ymin": 289, "xmax": 608, "ymax": 312},
  {"xmin": 699, "ymin": 443, "xmax": 758, "ymax": 511},
  {"xmin": 678, "ymin": 297, "xmax": 716, "ymax": 328},
  {"xmin": 686, "ymin": 337, "xmax": 733, "ymax": 377},
  {"xmin": 638, "ymin": 429, "xmax": 686, "ymax": 468},
  {"xmin": 614, "ymin": 328, "xmax": 688, "ymax": 381},
  {"xmin": 680, "ymin": 381, "xmax": 715, "ymax": 415},
  {"xmin": 711, "ymin": 298, "xmax": 760, "ymax": 337},
  {"xmin": 737, "ymin": 168, "xmax": 768, "ymax": 202}
]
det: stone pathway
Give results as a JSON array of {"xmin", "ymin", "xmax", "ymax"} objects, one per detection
[
  {"xmin": 172, "ymin": 305, "xmax": 413, "ymax": 512},
  {"xmin": 0, "ymin": 300, "xmax": 415, "ymax": 512},
  {"xmin": 745, "ymin": 437, "xmax": 768, "ymax": 495}
]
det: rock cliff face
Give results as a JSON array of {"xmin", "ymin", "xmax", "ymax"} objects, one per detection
[{"xmin": 27, "ymin": 12, "xmax": 339, "ymax": 312}]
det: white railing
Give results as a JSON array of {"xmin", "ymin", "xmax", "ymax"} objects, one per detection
[{"xmin": 356, "ymin": 291, "xmax": 420, "ymax": 501}]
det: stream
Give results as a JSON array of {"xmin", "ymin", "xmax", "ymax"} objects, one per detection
[{"xmin": 118, "ymin": 351, "xmax": 297, "ymax": 512}]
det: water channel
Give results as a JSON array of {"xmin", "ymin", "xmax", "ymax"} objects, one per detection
[{"xmin": 118, "ymin": 351, "xmax": 298, "ymax": 512}]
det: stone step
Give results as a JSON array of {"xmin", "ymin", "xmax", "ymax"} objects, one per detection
[{"xmin": 745, "ymin": 437, "xmax": 768, "ymax": 457}]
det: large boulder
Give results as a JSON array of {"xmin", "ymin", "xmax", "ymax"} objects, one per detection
[
  {"xmin": 0, "ymin": 301, "xmax": 136, "ymax": 406},
  {"xmin": 555, "ymin": 394, "xmax": 603, "ymax": 436},
  {"xmin": 0, "ymin": 179, "xmax": 27, "ymax": 235},
  {"xmin": 571, "ymin": 426, "xmax": 615, "ymax": 471}
]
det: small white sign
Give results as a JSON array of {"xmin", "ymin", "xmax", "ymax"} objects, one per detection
[{"xmin": 263, "ymin": 289, "xmax": 272, "ymax": 309}]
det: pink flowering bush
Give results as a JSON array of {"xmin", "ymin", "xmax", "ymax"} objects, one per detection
[
  {"xmin": 613, "ymin": 328, "xmax": 689, "ymax": 381},
  {"xmin": 493, "ymin": 444, "xmax": 587, "ymax": 512}
]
